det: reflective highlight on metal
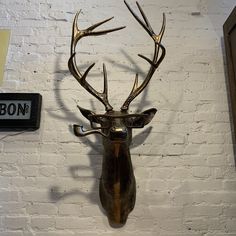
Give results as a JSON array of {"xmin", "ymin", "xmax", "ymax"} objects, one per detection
[{"xmin": 68, "ymin": 0, "xmax": 166, "ymax": 227}]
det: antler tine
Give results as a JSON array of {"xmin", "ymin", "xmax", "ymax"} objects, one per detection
[
  {"xmin": 87, "ymin": 17, "xmax": 126, "ymax": 36},
  {"xmin": 124, "ymin": 0, "xmax": 153, "ymax": 38},
  {"xmin": 103, "ymin": 63, "xmax": 108, "ymax": 94},
  {"xmin": 156, "ymin": 13, "xmax": 166, "ymax": 43},
  {"xmin": 136, "ymin": 1, "xmax": 154, "ymax": 35},
  {"xmin": 121, "ymin": 1, "xmax": 166, "ymax": 111},
  {"xmin": 130, "ymin": 73, "xmax": 139, "ymax": 94},
  {"xmin": 71, "ymin": 11, "xmax": 81, "ymax": 55},
  {"xmin": 138, "ymin": 42, "xmax": 166, "ymax": 67},
  {"xmin": 68, "ymin": 11, "xmax": 126, "ymax": 111},
  {"xmin": 87, "ymin": 16, "xmax": 114, "ymax": 31},
  {"xmin": 89, "ymin": 25, "xmax": 126, "ymax": 36}
]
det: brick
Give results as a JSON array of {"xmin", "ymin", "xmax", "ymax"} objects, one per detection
[
  {"xmin": 11, "ymin": 177, "xmax": 36, "ymax": 188},
  {"xmin": 39, "ymin": 166, "xmax": 57, "ymax": 177},
  {"xmin": 3, "ymin": 217, "xmax": 28, "ymax": 230},
  {"xmin": 22, "ymin": 154, "xmax": 40, "ymax": 165},
  {"xmin": 58, "ymin": 204, "xmax": 82, "ymax": 216},
  {"xmin": 184, "ymin": 144, "xmax": 200, "ymax": 155},
  {"xmin": 0, "ymin": 154, "xmax": 21, "ymax": 164},
  {"xmin": 35, "ymin": 232, "xmax": 75, "ymax": 236},
  {"xmin": 199, "ymin": 144, "xmax": 224, "ymax": 155},
  {"xmin": 192, "ymin": 167, "xmax": 211, "ymax": 178},
  {"xmin": 3, "ymin": 142, "xmax": 40, "ymax": 153},
  {"xmin": 175, "ymin": 180, "xmax": 223, "ymax": 192},
  {"xmin": 214, "ymin": 167, "xmax": 225, "ymax": 179},
  {"xmin": 223, "ymin": 180, "xmax": 236, "ymax": 191},
  {"xmin": 148, "ymin": 206, "xmax": 183, "ymax": 219},
  {"xmin": 21, "ymin": 190, "xmax": 53, "ymax": 203},
  {"xmin": 26, "ymin": 203, "xmax": 57, "ymax": 215},
  {"xmin": 223, "ymin": 206, "xmax": 236, "ymax": 217},
  {"xmin": 0, "ymin": 233, "xmax": 23, "ymax": 236},
  {"xmin": 0, "ymin": 191, "xmax": 19, "ymax": 202},
  {"xmin": 39, "ymin": 154, "xmax": 63, "ymax": 165},
  {"xmin": 147, "ymin": 179, "xmax": 168, "ymax": 192},
  {"xmin": 184, "ymin": 218, "xmax": 208, "ymax": 231},
  {"xmin": 159, "ymin": 219, "xmax": 183, "ymax": 231},
  {"xmin": 182, "ymin": 155, "xmax": 207, "ymax": 166},
  {"xmin": 0, "ymin": 203, "xmax": 26, "ymax": 215},
  {"xmin": 0, "ymin": 177, "xmax": 11, "ymax": 188},
  {"xmin": 31, "ymin": 217, "xmax": 55, "ymax": 230},
  {"xmin": 0, "ymin": 0, "xmax": 236, "ymax": 235},
  {"xmin": 55, "ymin": 217, "xmax": 95, "ymax": 230},
  {"xmin": 173, "ymin": 193, "xmax": 205, "ymax": 205},
  {"xmin": 184, "ymin": 206, "xmax": 223, "ymax": 217},
  {"xmin": 194, "ymin": 112, "xmax": 216, "ymax": 123},
  {"xmin": 137, "ymin": 191, "xmax": 171, "ymax": 206},
  {"xmin": 21, "ymin": 166, "xmax": 39, "ymax": 177},
  {"xmin": 207, "ymin": 155, "xmax": 228, "ymax": 166},
  {"xmin": 225, "ymin": 218, "xmax": 236, "ymax": 231}
]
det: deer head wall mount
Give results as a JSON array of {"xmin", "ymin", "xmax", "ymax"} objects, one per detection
[{"xmin": 68, "ymin": 0, "xmax": 166, "ymax": 227}]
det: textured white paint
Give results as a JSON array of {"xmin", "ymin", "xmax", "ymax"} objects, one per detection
[{"xmin": 0, "ymin": 0, "xmax": 236, "ymax": 235}]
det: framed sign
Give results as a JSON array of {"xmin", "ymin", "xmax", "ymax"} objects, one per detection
[
  {"xmin": 0, "ymin": 93, "xmax": 42, "ymax": 130},
  {"xmin": 223, "ymin": 7, "xmax": 236, "ymax": 142},
  {"xmin": 0, "ymin": 30, "xmax": 10, "ymax": 85}
]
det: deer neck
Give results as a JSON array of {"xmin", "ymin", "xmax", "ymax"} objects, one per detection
[
  {"xmin": 101, "ymin": 139, "xmax": 134, "ymax": 192},
  {"xmin": 100, "ymin": 139, "xmax": 135, "ymax": 224}
]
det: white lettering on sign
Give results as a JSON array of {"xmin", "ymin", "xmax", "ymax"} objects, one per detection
[{"xmin": 0, "ymin": 100, "xmax": 31, "ymax": 119}]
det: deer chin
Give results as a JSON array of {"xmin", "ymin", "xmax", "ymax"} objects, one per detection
[{"xmin": 108, "ymin": 218, "xmax": 127, "ymax": 228}]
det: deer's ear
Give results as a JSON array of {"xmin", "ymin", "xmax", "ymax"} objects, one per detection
[
  {"xmin": 132, "ymin": 108, "xmax": 157, "ymax": 127},
  {"xmin": 77, "ymin": 106, "xmax": 101, "ymax": 123}
]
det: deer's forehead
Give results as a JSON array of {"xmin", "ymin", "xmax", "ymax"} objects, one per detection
[{"xmin": 105, "ymin": 111, "xmax": 129, "ymax": 116}]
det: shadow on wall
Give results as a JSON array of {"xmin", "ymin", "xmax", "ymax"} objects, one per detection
[
  {"xmin": 47, "ymin": 34, "xmax": 183, "ymax": 217},
  {"xmin": 47, "ymin": 53, "xmax": 159, "ymax": 213},
  {"xmin": 47, "ymin": 55, "xmax": 104, "ymax": 212},
  {"xmin": 105, "ymin": 49, "xmax": 152, "ymax": 113}
]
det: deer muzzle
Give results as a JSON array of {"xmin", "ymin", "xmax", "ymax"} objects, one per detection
[{"xmin": 109, "ymin": 126, "xmax": 128, "ymax": 141}]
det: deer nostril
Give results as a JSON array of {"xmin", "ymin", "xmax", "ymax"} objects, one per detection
[{"xmin": 110, "ymin": 127, "xmax": 127, "ymax": 140}]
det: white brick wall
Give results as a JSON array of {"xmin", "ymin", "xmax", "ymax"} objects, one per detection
[{"xmin": 0, "ymin": 0, "xmax": 236, "ymax": 235}]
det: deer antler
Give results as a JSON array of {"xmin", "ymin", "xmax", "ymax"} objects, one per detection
[
  {"xmin": 68, "ymin": 11, "xmax": 126, "ymax": 111},
  {"xmin": 121, "ymin": 1, "xmax": 166, "ymax": 111}
]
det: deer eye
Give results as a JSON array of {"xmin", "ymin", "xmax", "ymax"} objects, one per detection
[
  {"xmin": 124, "ymin": 114, "xmax": 148, "ymax": 128},
  {"xmin": 124, "ymin": 118, "xmax": 143, "ymax": 128},
  {"xmin": 91, "ymin": 121, "xmax": 110, "ymax": 129},
  {"xmin": 89, "ymin": 115, "xmax": 110, "ymax": 129}
]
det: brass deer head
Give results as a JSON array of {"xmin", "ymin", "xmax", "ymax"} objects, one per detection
[{"xmin": 68, "ymin": 0, "xmax": 166, "ymax": 227}]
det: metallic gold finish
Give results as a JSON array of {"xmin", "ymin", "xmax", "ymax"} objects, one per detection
[
  {"xmin": 68, "ymin": 11, "xmax": 125, "ymax": 111},
  {"xmin": 68, "ymin": 0, "xmax": 166, "ymax": 227},
  {"xmin": 114, "ymin": 143, "xmax": 120, "ymax": 158},
  {"xmin": 121, "ymin": 1, "xmax": 166, "ymax": 111}
]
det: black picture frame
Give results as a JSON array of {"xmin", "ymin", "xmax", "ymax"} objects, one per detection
[
  {"xmin": 0, "ymin": 93, "xmax": 42, "ymax": 130},
  {"xmin": 223, "ymin": 7, "xmax": 236, "ymax": 143}
]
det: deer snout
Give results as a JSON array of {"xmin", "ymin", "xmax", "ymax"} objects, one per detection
[{"xmin": 109, "ymin": 126, "xmax": 128, "ymax": 140}]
